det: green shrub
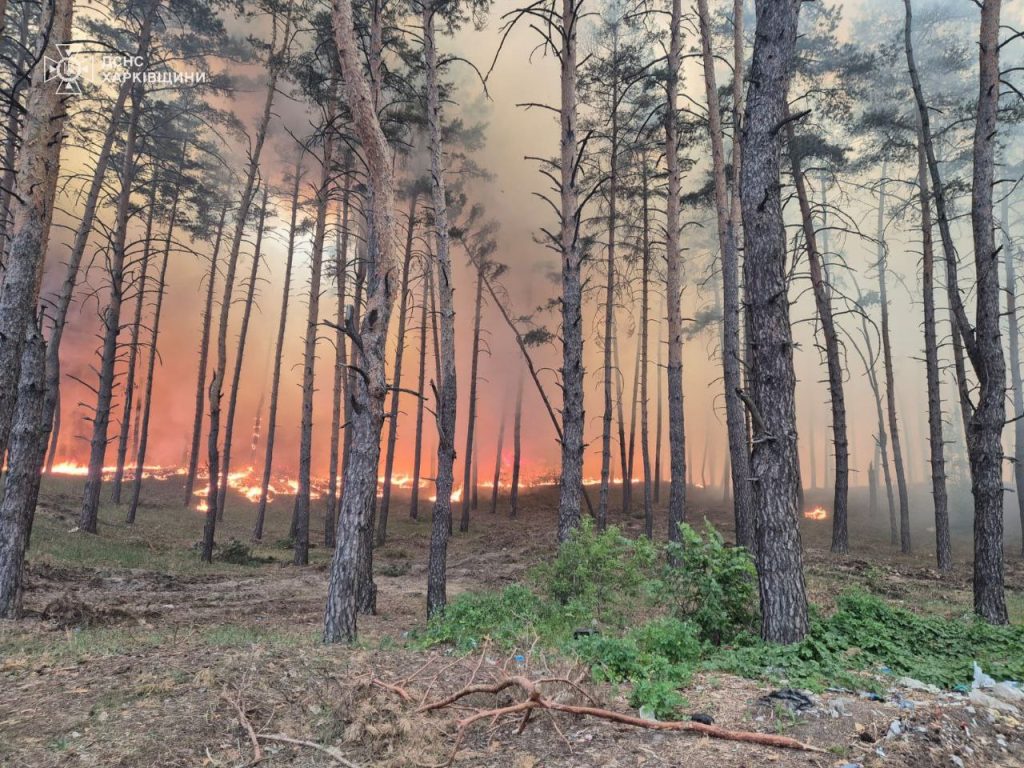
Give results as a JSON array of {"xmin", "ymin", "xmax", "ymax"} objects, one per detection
[
  {"xmin": 417, "ymin": 585, "xmax": 542, "ymax": 650},
  {"xmin": 657, "ymin": 522, "xmax": 757, "ymax": 644},
  {"xmin": 532, "ymin": 519, "xmax": 656, "ymax": 626},
  {"xmin": 217, "ymin": 539, "xmax": 254, "ymax": 565}
]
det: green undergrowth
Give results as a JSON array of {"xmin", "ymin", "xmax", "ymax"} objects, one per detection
[{"xmin": 416, "ymin": 520, "xmax": 1024, "ymax": 718}]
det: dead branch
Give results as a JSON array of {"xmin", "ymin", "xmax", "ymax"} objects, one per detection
[
  {"xmin": 372, "ymin": 678, "xmax": 412, "ymax": 701},
  {"xmin": 419, "ymin": 675, "xmax": 825, "ymax": 765},
  {"xmin": 220, "ymin": 690, "xmax": 262, "ymax": 765},
  {"xmin": 257, "ymin": 734, "xmax": 362, "ymax": 767}
]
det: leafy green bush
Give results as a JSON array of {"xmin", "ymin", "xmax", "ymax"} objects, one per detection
[
  {"xmin": 656, "ymin": 522, "xmax": 757, "ymax": 644},
  {"xmin": 710, "ymin": 592, "xmax": 1024, "ymax": 691},
  {"xmin": 532, "ymin": 519, "xmax": 656, "ymax": 626},
  {"xmin": 416, "ymin": 585, "xmax": 542, "ymax": 650},
  {"xmin": 217, "ymin": 539, "xmax": 255, "ymax": 565}
]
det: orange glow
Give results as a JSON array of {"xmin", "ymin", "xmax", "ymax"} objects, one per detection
[{"xmin": 803, "ymin": 505, "xmax": 828, "ymax": 521}]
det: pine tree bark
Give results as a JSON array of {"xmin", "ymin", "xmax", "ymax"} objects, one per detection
[
  {"xmin": 510, "ymin": 371, "xmax": 524, "ymax": 518},
  {"xmin": 459, "ymin": 261, "xmax": 484, "ymax": 532},
  {"xmin": 489, "ymin": 402, "xmax": 507, "ymax": 515},
  {"xmin": 640, "ymin": 164, "xmax": 653, "ymax": 538},
  {"xmin": 185, "ymin": 205, "xmax": 227, "ymax": 506},
  {"xmin": 664, "ymin": 0, "xmax": 687, "ymax": 543},
  {"xmin": 423, "ymin": 0, "xmax": 458, "ymax": 618},
  {"xmin": 0, "ymin": 322, "xmax": 46, "ymax": 618},
  {"xmin": 80, "ymin": 78, "xmax": 148, "ymax": 534},
  {"xmin": 326, "ymin": 165, "xmax": 352, "ymax": 548},
  {"xmin": 294, "ymin": 115, "xmax": 335, "ymax": 567},
  {"xmin": 0, "ymin": 0, "xmax": 73, "ymax": 468},
  {"xmin": 654, "ymin": 306, "xmax": 663, "ymax": 506},
  {"xmin": 217, "ymin": 188, "xmax": 270, "ymax": 521},
  {"xmin": 738, "ymin": 0, "xmax": 807, "ymax": 644},
  {"xmin": 254, "ymin": 157, "xmax": 303, "ymax": 541},
  {"xmin": 126, "ymin": 188, "xmax": 176, "ymax": 524},
  {"xmin": 967, "ymin": 0, "xmax": 1007, "ymax": 623},
  {"xmin": 785, "ymin": 119, "xmax": 849, "ymax": 554},
  {"xmin": 1003, "ymin": 197, "xmax": 1024, "ymax": 559},
  {"xmin": 878, "ymin": 212, "xmax": 911, "ymax": 554},
  {"xmin": 112, "ymin": 184, "xmax": 157, "ymax": 504},
  {"xmin": 409, "ymin": 256, "xmax": 430, "ymax": 521},
  {"xmin": 918, "ymin": 146, "xmax": 951, "ymax": 571},
  {"xmin": 556, "ymin": 0, "xmax": 584, "ymax": 543},
  {"xmin": 324, "ymin": 0, "xmax": 398, "ymax": 641},
  {"xmin": 202, "ymin": 15, "xmax": 287, "ymax": 561},
  {"xmin": 697, "ymin": 0, "xmax": 754, "ymax": 548},
  {"xmin": 377, "ymin": 192, "xmax": 419, "ymax": 544}
]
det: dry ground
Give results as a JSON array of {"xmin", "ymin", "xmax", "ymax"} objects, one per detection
[{"xmin": 0, "ymin": 476, "xmax": 1022, "ymax": 767}]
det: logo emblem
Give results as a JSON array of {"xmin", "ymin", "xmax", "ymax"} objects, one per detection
[{"xmin": 44, "ymin": 44, "xmax": 83, "ymax": 95}]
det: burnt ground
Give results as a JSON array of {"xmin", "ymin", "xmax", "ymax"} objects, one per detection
[{"xmin": 0, "ymin": 476, "xmax": 1022, "ymax": 767}]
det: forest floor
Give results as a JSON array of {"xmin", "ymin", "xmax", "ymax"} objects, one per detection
[{"xmin": 1, "ymin": 476, "xmax": 1023, "ymax": 767}]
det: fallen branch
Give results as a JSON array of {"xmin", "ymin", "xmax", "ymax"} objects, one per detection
[
  {"xmin": 220, "ymin": 690, "xmax": 262, "ymax": 765},
  {"xmin": 372, "ymin": 677, "xmax": 412, "ymax": 701},
  {"xmin": 257, "ymin": 734, "xmax": 363, "ymax": 767},
  {"xmin": 420, "ymin": 675, "xmax": 824, "ymax": 765}
]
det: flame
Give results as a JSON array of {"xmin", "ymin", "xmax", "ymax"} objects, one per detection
[{"xmin": 803, "ymin": 505, "xmax": 828, "ymax": 521}]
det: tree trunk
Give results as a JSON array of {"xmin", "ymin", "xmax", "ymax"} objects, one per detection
[
  {"xmin": 126, "ymin": 188, "xmax": 176, "ymax": 524},
  {"xmin": 510, "ymin": 371, "xmax": 524, "ymax": 518},
  {"xmin": 785, "ymin": 119, "xmax": 849, "ymax": 554},
  {"xmin": 80, "ymin": 77, "xmax": 148, "ymax": 534},
  {"xmin": 556, "ymin": 0, "xmax": 584, "ymax": 543},
  {"xmin": 377, "ymin": 192, "xmax": 419, "ymax": 544},
  {"xmin": 112, "ymin": 183, "xmax": 158, "ymax": 504},
  {"xmin": 0, "ymin": 322, "xmax": 46, "ymax": 618},
  {"xmin": 326, "ymin": 162, "xmax": 352, "ymax": 548},
  {"xmin": 0, "ymin": 0, "xmax": 73, "ymax": 468},
  {"xmin": 410, "ymin": 255, "xmax": 430, "ymax": 521},
  {"xmin": 294, "ymin": 116, "xmax": 335, "ymax": 567},
  {"xmin": 185, "ymin": 205, "xmax": 228, "ymax": 506},
  {"xmin": 202, "ymin": 15, "xmax": 287, "ymax": 561},
  {"xmin": 459, "ymin": 262, "xmax": 484, "ymax": 532},
  {"xmin": 0, "ymin": 4, "xmax": 29, "ymax": 266},
  {"xmin": 216, "ymin": 188, "xmax": 270, "ymax": 521},
  {"xmin": 878, "ymin": 207, "xmax": 911, "ymax": 554},
  {"xmin": 697, "ymin": 0, "xmax": 753, "ymax": 548},
  {"xmin": 614, "ymin": 328, "xmax": 628, "ymax": 511},
  {"xmin": 640, "ymin": 165, "xmax": 653, "ymax": 538},
  {"xmin": 626, "ymin": 337, "xmax": 640, "ymax": 514},
  {"xmin": 423, "ymin": 0, "xmax": 458, "ymax": 619},
  {"xmin": 738, "ymin": 0, "xmax": 807, "ymax": 644},
  {"xmin": 489, "ymin": 400, "xmax": 507, "ymax": 515},
  {"xmin": 253, "ymin": 158, "xmax": 303, "ymax": 540},
  {"xmin": 654, "ymin": 302, "xmax": 663, "ymax": 506},
  {"xmin": 967, "ymin": 0, "xmax": 1007, "ymax": 623},
  {"xmin": 1003, "ymin": 196, "xmax": 1024, "ymax": 559},
  {"xmin": 918, "ymin": 147, "xmax": 951, "ymax": 571},
  {"xmin": 665, "ymin": 0, "xmax": 687, "ymax": 543},
  {"xmin": 324, "ymin": 0, "xmax": 398, "ymax": 641}
]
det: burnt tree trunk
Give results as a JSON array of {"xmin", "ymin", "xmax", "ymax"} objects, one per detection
[
  {"xmin": 738, "ymin": 0, "xmax": 807, "ymax": 643},
  {"xmin": 489, "ymin": 401, "xmax": 507, "ymax": 515},
  {"xmin": 409, "ymin": 255, "xmax": 430, "ymax": 521},
  {"xmin": 510, "ymin": 371, "xmax": 524, "ymax": 518}
]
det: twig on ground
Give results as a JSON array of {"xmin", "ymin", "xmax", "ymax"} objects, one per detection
[
  {"xmin": 257, "ymin": 734, "xmax": 362, "ymax": 767},
  {"xmin": 221, "ymin": 689, "xmax": 262, "ymax": 765},
  {"xmin": 372, "ymin": 678, "xmax": 412, "ymax": 701}
]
